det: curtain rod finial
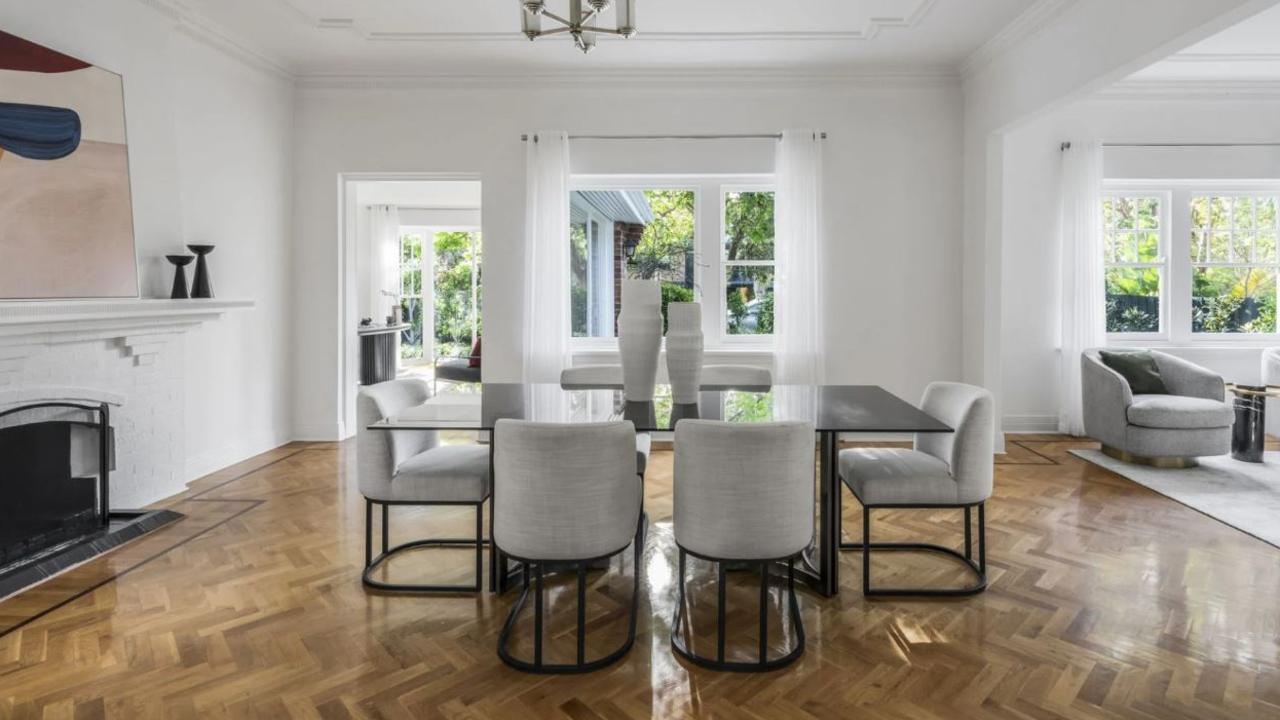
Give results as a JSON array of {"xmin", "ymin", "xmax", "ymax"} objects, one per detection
[{"xmin": 1060, "ymin": 141, "xmax": 1072, "ymax": 151}]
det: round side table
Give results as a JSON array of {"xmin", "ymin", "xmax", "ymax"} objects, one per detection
[{"xmin": 1225, "ymin": 383, "xmax": 1280, "ymax": 463}]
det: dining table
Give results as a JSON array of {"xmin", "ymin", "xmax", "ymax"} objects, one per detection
[{"xmin": 368, "ymin": 382, "xmax": 952, "ymax": 598}]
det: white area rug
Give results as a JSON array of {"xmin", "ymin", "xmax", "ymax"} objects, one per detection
[{"xmin": 1070, "ymin": 449, "xmax": 1280, "ymax": 548}]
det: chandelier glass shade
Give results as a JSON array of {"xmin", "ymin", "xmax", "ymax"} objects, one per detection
[{"xmin": 520, "ymin": 0, "xmax": 636, "ymax": 53}]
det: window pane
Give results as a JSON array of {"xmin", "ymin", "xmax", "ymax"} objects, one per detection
[
  {"xmin": 1102, "ymin": 198, "xmax": 1115, "ymax": 228},
  {"xmin": 400, "ymin": 234, "xmax": 420, "ymax": 263},
  {"xmin": 723, "ymin": 191, "xmax": 775, "ymax": 261},
  {"xmin": 1192, "ymin": 267, "xmax": 1277, "ymax": 333},
  {"xmin": 1259, "ymin": 198, "xmax": 1277, "ymax": 228},
  {"xmin": 1191, "ymin": 197, "xmax": 1208, "ymax": 229},
  {"xmin": 434, "ymin": 231, "xmax": 480, "ymax": 357},
  {"xmin": 400, "ymin": 298, "xmax": 423, "ymax": 360},
  {"xmin": 1105, "ymin": 267, "xmax": 1160, "ymax": 333},
  {"xmin": 569, "ymin": 189, "xmax": 696, "ymax": 338},
  {"xmin": 1137, "ymin": 231, "xmax": 1160, "ymax": 262},
  {"xmin": 1210, "ymin": 197, "xmax": 1230, "ymax": 227},
  {"xmin": 725, "ymin": 265, "xmax": 774, "ymax": 335},
  {"xmin": 1136, "ymin": 198, "xmax": 1159, "ymax": 229},
  {"xmin": 1209, "ymin": 230, "xmax": 1230, "ymax": 262},
  {"xmin": 1190, "ymin": 231, "xmax": 1206, "ymax": 262},
  {"xmin": 1231, "ymin": 230, "xmax": 1253, "ymax": 263},
  {"xmin": 1235, "ymin": 197, "xmax": 1255, "ymax": 231},
  {"xmin": 723, "ymin": 390, "xmax": 774, "ymax": 422},
  {"xmin": 1259, "ymin": 231, "xmax": 1277, "ymax": 263},
  {"xmin": 1115, "ymin": 198, "xmax": 1135, "ymax": 229},
  {"xmin": 1114, "ymin": 232, "xmax": 1137, "ymax": 262}
]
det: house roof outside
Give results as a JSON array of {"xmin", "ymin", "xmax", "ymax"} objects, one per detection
[{"xmin": 571, "ymin": 190, "xmax": 654, "ymax": 226}]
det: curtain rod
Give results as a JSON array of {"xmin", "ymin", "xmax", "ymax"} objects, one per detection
[
  {"xmin": 1061, "ymin": 141, "xmax": 1280, "ymax": 150},
  {"xmin": 521, "ymin": 132, "xmax": 827, "ymax": 142}
]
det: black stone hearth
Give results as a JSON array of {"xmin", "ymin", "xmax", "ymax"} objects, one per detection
[{"xmin": 0, "ymin": 400, "xmax": 184, "ymax": 600}]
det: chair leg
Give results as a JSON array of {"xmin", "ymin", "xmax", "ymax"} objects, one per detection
[
  {"xmin": 362, "ymin": 500, "xmax": 490, "ymax": 594},
  {"xmin": 842, "ymin": 499, "xmax": 988, "ymax": 597},
  {"xmin": 496, "ymin": 543, "xmax": 639, "ymax": 674},
  {"xmin": 670, "ymin": 552, "xmax": 805, "ymax": 673}
]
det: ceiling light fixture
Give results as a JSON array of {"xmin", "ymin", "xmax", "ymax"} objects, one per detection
[{"xmin": 521, "ymin": 0, "xmax": 636, "ymax": 54}]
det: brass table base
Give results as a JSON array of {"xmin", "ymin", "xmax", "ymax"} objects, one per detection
[{"xmin": 1101, "ymin": 445, "xmax": 1198, "ymax": 469}]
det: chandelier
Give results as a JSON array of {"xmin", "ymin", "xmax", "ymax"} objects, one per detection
[{"xmin": 520, "ymin": 0, "xmax": 637, "ymax": 54}]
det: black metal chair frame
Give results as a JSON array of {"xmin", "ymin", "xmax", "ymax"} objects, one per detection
[
  {"xmin": 838, "ymin": 481, "xmax": 988, "ymax": 597},
  {"xmin": 670, "ymin": 546, "xmax": 805, "ymax": 672},
  {"xmin": 495, "ymin": 517, "xmax": 644, "ymax": 674},
  {"xmin": 362, "ymin": 497, "xmax": 489, "ymax": 593}
]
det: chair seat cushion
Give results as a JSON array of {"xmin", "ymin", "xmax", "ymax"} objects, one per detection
[
  {"xmin": 1127, "ymin": 394, "xmax": 1232, "ymax": 429},
  {"xmin": 390, "ymin": 444, "xmax": 491, "ymax": 502},
  {"xmin": 435, "ymin": 358, "xmax": 481, "ymax": 384},
  {"xmin": 839, "ymin": 447, "xmax": 965, "ymax": 506},
  {"xmin": 636, "ymin": 433, "xmax": 651, "ymax": 475}
]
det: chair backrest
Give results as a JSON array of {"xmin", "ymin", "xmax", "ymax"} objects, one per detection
[
  {"xmin": 673, "ymin": 420, "xmax": 815, "ymax": 561},
  {"xmin": 493, "ymin": 420, "xmax": 641, "ymax": 561},
  {"xmin": 914, "ymin": 382, "xmax": 994, "ymax": 504},
  {"xmin": 1265, "ymin": 348, "xmax": 1280, "ymax": 386},
  {"xmin": 356, "ymin": 378, "xmax": 438, "ymax": 499}
]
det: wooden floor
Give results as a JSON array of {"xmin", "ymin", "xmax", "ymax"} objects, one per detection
[{"xmin": 2, "ymin": 435, "xmax": 1280, "ymax": 719}]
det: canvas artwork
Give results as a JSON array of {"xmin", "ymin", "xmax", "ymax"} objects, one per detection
[{"xmin": 0, "ymin": 29, "xmax": 138, "ymax": 299}]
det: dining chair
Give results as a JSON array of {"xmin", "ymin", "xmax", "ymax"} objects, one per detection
[
  {"xmin": 839, "ymin": 381, "xmax": 993, "ymax": 596},
  {"xmin": 493, "ymin": 419, "xmax": 644, "ymax": 674},
  {"xmin": 671, "ymin": 420, "xmax": 814, "ymax": 672},
  {"xmin": 357, "ymin": 378, "xmax": 490, "ymax": 593}
]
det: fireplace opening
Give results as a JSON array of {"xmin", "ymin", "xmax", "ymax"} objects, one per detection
[{"xmin": 0, "ymin": 399, "xmax": 182, "ymax": 600}]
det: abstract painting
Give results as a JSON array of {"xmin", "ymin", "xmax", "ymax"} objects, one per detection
[{"xmin": 0, "ymin": 29, "xmax": 137, "ymax": 299}]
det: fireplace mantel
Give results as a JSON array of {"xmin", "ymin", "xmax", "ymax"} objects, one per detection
[{"xmin": 0, "ymin": 299, "xmax": 253, "ymax": 341}]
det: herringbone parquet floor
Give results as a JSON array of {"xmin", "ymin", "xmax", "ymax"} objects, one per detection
[{"xmin": 2, "ymin": 435, "xmax": 1279, "ymax": 719}]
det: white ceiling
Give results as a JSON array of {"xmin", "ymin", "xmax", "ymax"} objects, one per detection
[
  {"xmin": 164, "ymin": 0, "xmax": 1037, "ymax": 77},
  {"xmin": 1127, "ymin": 3, "xmax": 1280, "ymax": 84}
]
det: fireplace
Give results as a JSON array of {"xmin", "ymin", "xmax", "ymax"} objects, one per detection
[{"xmin": 0, "ymin": 398, "xmax": 181, "ymax": 599}]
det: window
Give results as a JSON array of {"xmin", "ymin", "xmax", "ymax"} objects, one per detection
[
  {"xmin": 722, "ymin": 190, "xmax": 775, "ymax": 336},
  {"xmin": 1102, "ymin": 196, "xmax": 1164, "ymax": 334},
  {"xmin": 398, "ymin": 231, "xmax": 425, "ymax": 359},
  {"xmin": 570, "ymin": 188, "xmax": 696, "ymax": 338},
  {"xmin": 1100, "ymin": 183, "xmax": 1280, "ymax": 343},
  {"xmin": 1190, "ymin": 195, "xmax": 1277, "ymax": 334}
]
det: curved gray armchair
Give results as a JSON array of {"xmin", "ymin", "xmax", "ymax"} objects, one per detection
[
  {"xmin": 357, "ymin": 378, "xmax": 490, "ymax": 593},
  {"xmin": 1082, "ymin": 349, "xmax": 1231, "ymax": 467},
  {"xmin": 492, "ymin": 419, "xmax": 643, "ymax": 674},
  {"xmin": 671, "ymin": 420, "xmax": 814, "ymax": 672},
  {"xmin": 839, "ymin": 381, "xmax": 993, "ymax": 597}
]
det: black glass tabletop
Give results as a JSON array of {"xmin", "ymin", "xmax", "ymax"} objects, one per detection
[{"xmin": 372, "ymin": 383, "xmax": 951, "ymax": 434}]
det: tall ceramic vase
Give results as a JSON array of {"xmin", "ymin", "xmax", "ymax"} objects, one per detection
[
  {"xmin": 665, "ymin": 302, "xmax": 703, "ymax": 404},
  {"xmin": 618, "ymin": 279, "xmax": 662, "ymax": 401}
]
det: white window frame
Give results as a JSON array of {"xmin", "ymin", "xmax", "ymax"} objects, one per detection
[
  {"xmin": 1105, "ymin": 179, "xmax": 1280, "ymax": 347},
  {"xmin": 720, "ymin": 184, "xmax": 777, "ymax": 345},
  {"xmin": 1100, "ymin": 188, "xmax": 1171, "ymax": 342},
  {"xmin": 568, "ymin": 174, "xmax": 776, "ymax": 351}
]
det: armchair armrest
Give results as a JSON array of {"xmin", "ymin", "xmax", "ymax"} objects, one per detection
[
  {"xmin": 1151, "ymin": 352, "xmax": 1225, "ymax": 402},
  {"xmin": 1081, "ymin": 352, "xmax": 1132, "ymax": 447}
]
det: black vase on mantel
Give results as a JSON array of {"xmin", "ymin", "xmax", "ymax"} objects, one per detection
[
  {"xmin": 187, "ymin": 244, "xmax": 215, "ymax": 298},
  {"xmin": 166, "ymin": 254, "xmax": 194, "ymax": 299}
]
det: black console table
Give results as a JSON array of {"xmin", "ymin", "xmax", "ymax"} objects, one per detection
[{"xmin": 358, "ymin": 324, "xmax": 409, "ymax": 385}]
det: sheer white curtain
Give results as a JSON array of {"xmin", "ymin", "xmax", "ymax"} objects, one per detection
[
  {"xmin": 367, "ymin": 204, "xmax": 401, "ymax": 323},
  {"xmin": 774, "ymin": 130, "xmax": 825, "ymax": 386},
  {"xmin": 1057, "ymin": 140, "xmax": 1106, "ymax": 436},
  {"xmin": 522, "ymin": 131, "xmax": 571, "ymax": 384}
]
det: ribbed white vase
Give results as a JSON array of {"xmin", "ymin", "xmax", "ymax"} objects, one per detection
[
  {"xmin": 618, "ymin": 279, "xmax": 663, "ymax": 401},
  {"xmin": 665, "ymin": 301, "xmax": 703, "ymax": 404}
]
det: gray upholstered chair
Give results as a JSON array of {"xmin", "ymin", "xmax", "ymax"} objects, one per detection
[
  {"xmin": 671, "ymin": 420, "xmax": 814, "ymax": 671},
  {"xmin": 358, "ymin": 378, "xmax": 490, "ymax": 593},
  {"xmin": 1082, "ymin": 349, "xmax": 1232, "ymax": 467},
  {"xmin": 1263, "ymin": 348, "xmax": 1280, "ymax": 438},
  {"xmin": 839, "ymin": 382, "xmax": 993, "ymax": 597},
  {"xmin": 492, "ymin": 419, "xmax": 644, "ymax": 674}
]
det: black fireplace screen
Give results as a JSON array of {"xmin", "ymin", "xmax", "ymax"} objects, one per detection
[{"xmin": 0, "ymin": 402, "xmax": 111, "ymax": 569}]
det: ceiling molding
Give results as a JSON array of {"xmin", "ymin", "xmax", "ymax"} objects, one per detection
[
  {"xmin": 1097, "ymin": 78, "xmax": 1280, "ymax": 100},
  {"xmin": 292, "ymin": 0, "xmax": 939, "ymax": 44},
  {"xmin": 135, "ymin": 0, "xmax": 296, "ymax": 79},
  {"xmin": 1160, "ymin": 52, "xmax": 1280, "ymax": 64},
  {"xmin": 958, "ymin": 0, "xmax": 1075, "ymax": 79},
  {"xmin": 295, "ymin": 67, "xmax": 959, "ymax": 92}
]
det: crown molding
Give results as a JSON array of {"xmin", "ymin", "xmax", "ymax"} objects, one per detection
[
  {"xmin": 1096, "ymin": 78, "xmax": 1280, "ymax": 100},
  {"xmin": 1161, "ymin": 52, "xmax": 1280, "ymax": 64},
  {"xmin": 134, "ymin": 0, "xmax": 296, "ymax": 79},
  {"xmin": 958, "ymin": 0, "xmax": 1075, "ymax": 79},
  {"xmin": 295, "ymin": 67, "xmax": 959, "ymax": 92},
  {"xmin": 288, "ymin": 0, "xmax": 938, "ymax": 44}
]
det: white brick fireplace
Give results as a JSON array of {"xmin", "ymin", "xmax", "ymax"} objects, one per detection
[{"xmin": 0, "ymin": 299, "xmax": 252, "ymax": 507}]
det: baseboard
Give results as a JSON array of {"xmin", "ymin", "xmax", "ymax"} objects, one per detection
[{"xmin": 1002, "ymin": 415, "xmax": 1059, "ymax": 433}]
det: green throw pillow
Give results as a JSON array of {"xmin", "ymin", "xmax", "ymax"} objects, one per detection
[{"xmin": 1098, "ymin": 350, "xmax": 1168, "ymax": 395}]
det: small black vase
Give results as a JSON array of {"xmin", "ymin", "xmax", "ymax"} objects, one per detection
[
  {"xmin": 187, "ymin": 244, "xmax": 215, "ymax": 298},
  {"xmin": 166, "ymin": 254, "xmax": 194, "ymax": 299}
]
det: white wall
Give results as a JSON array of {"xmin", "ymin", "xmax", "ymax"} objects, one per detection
[
  {"xmin": 0, "ymin": 0, "xmax": 295, "ymax": 491},
  {"xmin": 293, "ymin": 79, "xmax": 965, "ymax": 439},
  {"xmin": 1001, "ymin": 95, "xmax": 1280, "ymax": 430}
]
